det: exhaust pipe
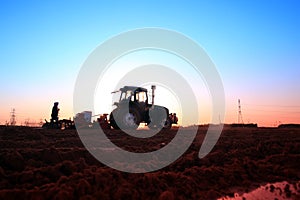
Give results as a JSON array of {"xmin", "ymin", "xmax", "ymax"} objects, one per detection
[{"xmin": 151, "ymin": 85, "xmax": 156, "ymax": 107}]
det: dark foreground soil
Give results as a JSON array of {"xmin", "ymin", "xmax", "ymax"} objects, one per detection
[{"xmin": 0, "ymin": 126, "xmax": 299, "ymax": 200}]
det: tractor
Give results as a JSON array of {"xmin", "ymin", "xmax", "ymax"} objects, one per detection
[{"xmin": 109, "ymin": 85, "xmax": 178, "ymax": 130}]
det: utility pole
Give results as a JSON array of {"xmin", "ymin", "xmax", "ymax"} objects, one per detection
[{"xmin": 238, "ymin": 99, "xmax": 244, "ymax": 124}]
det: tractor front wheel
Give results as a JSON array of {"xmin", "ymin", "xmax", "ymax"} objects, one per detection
[
  {"xmin": 163, "ymin": 118, "xmax": 172, "ymax": 129},
  {"xmin": 148, "ymin": 117, "xmax": 172, "ymax": 130}
]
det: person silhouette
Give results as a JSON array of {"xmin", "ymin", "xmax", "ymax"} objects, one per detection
[{"xmin": 51, "ymin": 102, "xmax": 60, "ymax": 123}]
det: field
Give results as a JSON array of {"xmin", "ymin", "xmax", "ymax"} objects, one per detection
[{"xmin": 0, "ymin": 126, "xmax": 299, "ymax": 199}]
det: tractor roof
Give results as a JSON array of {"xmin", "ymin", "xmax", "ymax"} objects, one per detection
[{"xmin": 119, "ymin": 86, "xmax": 148, "ymax": 92}]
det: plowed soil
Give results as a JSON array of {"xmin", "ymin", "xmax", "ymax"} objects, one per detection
[{"xmin": 0, "ymin": 126, "xmax": 299, "ymax": 199}]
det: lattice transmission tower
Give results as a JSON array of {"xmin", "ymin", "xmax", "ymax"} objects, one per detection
[
  {"xmin": 10, "ymin": 108, "xmax": 16, "ymax": 126},
  {"xmin": 238, "ymin": 99, "xmax": 244, "ymax": 124}
]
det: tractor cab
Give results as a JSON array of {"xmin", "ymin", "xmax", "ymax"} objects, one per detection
[
  {"xmin": 119, "ymin": 86, "xmax": 148, "ymax": 104},
  {"xmin": 116, "ymin": 86, "xmax": 150, "ymax": 113}
]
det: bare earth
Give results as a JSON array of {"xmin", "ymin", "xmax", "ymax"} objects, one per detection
[{"xmin": 0, "ymin": 126, "xmax": 299, "ymax": 199}]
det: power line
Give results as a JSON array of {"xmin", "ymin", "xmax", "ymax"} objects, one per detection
[
  {"xmin": 244, "ymin": 109, "xmax": 300, "ymax": 114},
  {"xmin": 243, "ymin": 103, "xmax": 300, "ymax": 108}
]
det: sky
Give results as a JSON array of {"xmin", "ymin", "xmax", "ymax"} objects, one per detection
[{"xmin": 0, "ymin": 0, "xmax": 299, "ymax": 127}]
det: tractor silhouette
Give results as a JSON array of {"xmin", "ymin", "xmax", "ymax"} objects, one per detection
[{"xmin": 109, "ymin": 85, "xmax": 178, "ymax": 130}]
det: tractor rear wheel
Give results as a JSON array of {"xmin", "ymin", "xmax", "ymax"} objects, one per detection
[{"xmin": 116, "ymin": 108, "xmax": 141, "ymax": 130}]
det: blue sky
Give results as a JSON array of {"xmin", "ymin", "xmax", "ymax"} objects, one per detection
[{"xmin": 0, "ymin": 1, "xmax": 299, "ymax": 126}]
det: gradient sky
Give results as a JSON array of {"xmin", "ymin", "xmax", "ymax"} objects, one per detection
[{"xmin": 0, "ymin": 1, "xmax": 299, "ymax": 127}]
